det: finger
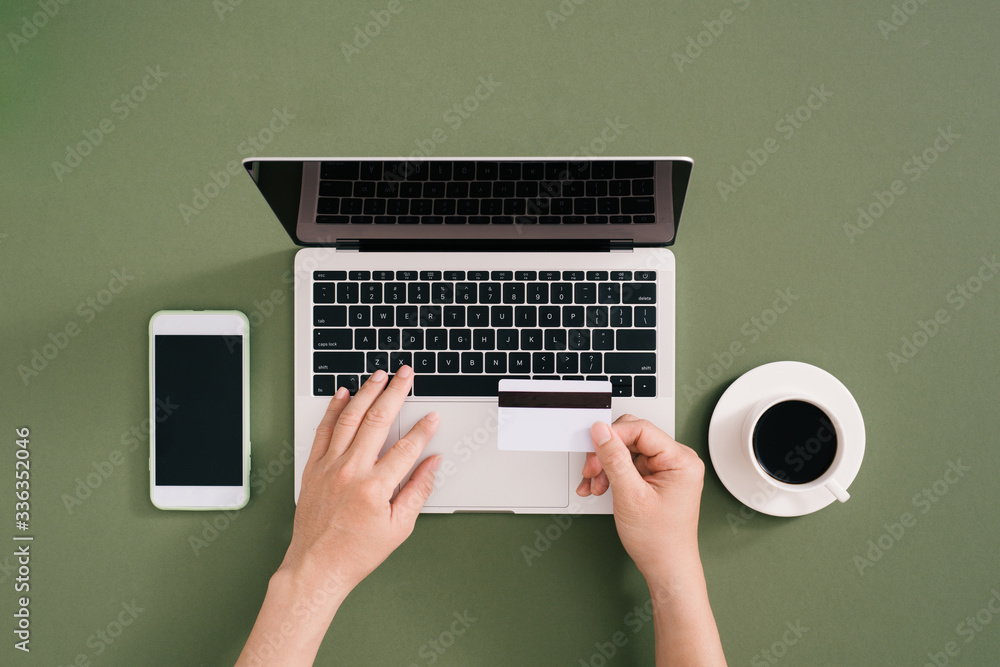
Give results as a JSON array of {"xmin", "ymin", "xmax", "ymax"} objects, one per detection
[
  {"xmin": 590, "ymin": 421, "xmax": 644, "ymax": 494},
  {"xmin": 575, "ymin": 476, "xmax": 591, "ymax": 497},
  {"xmin": 346, "ymin": 365, "xmax": 416, "ymax": 464},
  {"xmin": 590, "ymin": 470, "xmax": 610, "ymax": 496},
  {"xmin": 609, "ymin": 418, "xmax": 695, "ymax": 473},
  {"xmin": 391, "ymin": 454, "xmax": 441, "ymax": 527},
  {"xmin": 375, "ymin": 411, "xmax": 440, "ymax": 486},
  {"xmin": 327, "ymin": 369, "xmax": 390, "ymax": 458},
  {"xmin": 308, "ymin": 387, "xmax": 351, "ymax": 464},
  {"xmin": 581, "ymin": 452, "xmax": 603, "ymax": 479}
]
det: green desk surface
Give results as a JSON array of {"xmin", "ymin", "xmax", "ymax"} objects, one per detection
[{"xmin": 3, "ymin": 2, "xmax": 999, "ymax": 665}]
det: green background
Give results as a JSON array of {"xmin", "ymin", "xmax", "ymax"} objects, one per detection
[{"xmin": 3, "ymin": 1, "xmax": 999, "ymax": 664}]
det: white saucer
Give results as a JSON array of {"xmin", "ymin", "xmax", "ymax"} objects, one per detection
[{"xmin": 708, "ymin": 361, "xmax": 865, "ymax": 517}]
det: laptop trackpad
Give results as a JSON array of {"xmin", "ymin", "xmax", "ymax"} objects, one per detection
[{"xmin": 399, "ymin": 402, "xmax": 569, "ymax": 509}]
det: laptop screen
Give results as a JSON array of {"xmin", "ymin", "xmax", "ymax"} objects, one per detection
[{"xmin": 245, "ymin": 158, "xmax": 692, "ymax": 249}]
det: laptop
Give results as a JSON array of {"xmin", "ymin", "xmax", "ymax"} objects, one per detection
[{"xmin": 245, "ymin": 157, "xmax": 692, "ymax": 514}]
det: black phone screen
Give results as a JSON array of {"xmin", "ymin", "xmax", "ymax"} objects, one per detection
[{"xmin": 154, "ymin": 335, "xmax": 243, "ymax": 486}]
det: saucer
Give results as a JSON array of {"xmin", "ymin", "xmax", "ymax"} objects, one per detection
[{"xmin": 708, "ymin": 361, "xmax": 865, "ymax": 517}]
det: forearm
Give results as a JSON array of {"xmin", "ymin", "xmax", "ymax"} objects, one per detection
[
  {"xmin": 645, "ymin": 554, "xmax": 727, "ymax": 667},
  {"xmin": 236, "ymin": 565, "xmax": 351, "ymax": 667}
]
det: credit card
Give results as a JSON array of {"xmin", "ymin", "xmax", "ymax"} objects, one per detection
[{"xmin": 497, "ymin": 379, "xmax": 613, "ymax": 452}]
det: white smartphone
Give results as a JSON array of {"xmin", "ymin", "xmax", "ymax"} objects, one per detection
[{"xmin": 149, "ymin": 310, "xmax": 250, "ymax": 510}]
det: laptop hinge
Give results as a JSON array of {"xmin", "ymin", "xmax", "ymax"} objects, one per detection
[
  {"xmin": 609, "ymin": 239, "xmax": 634, "ymax": 253},
  {"xmin": 336, "ymin": 239, "xmax": 361, "ymax": 252}
]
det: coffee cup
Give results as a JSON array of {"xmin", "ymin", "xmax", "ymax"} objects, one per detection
[{"xmin": 741, "ymin": 394, "xmax": 850, "ymax": 502}]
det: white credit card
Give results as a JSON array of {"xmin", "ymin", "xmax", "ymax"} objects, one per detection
[{"xmin": 497, "ymin": 379, "xmax": 613, "ymax": 452}]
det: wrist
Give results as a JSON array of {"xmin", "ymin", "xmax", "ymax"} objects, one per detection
[{"xmin": 270, "ymin": 560, "xmax": 352, "ymax": 623}]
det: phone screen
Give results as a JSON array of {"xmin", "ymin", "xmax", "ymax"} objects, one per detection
[{"xmin": 154, "ymin": 334, "xmax": 243, "ymax": 486}]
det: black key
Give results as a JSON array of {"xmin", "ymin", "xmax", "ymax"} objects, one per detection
[
  {"xmin": 443, "ymin": 306, "xmax": 464, "ymax": 327},
  {"xmin": 539, "ymin": 215, "xmax": 560, "ymax": 225},
  {"xmin": 590, "ymin": 161, "xmax": 614, "ymax": 179},
  {"xmin": 550, "ymin": 283, "xmax": 573, "ymax": 303},
  {"xmin": 586, "ymin": 374, "xmax": 609, "ymax": 382},
  {"xmin": 373, "ymin": 270, "xmax": 394, "ymax": 281},
  {"xmin": 538, "ymin": 306, "xmax": 560, "ymax": 327},
  {"xmin": 522, "ymin": 162, "xmax": 544, "ymax": 180},
  {"xmin": 420, "ymin": 271, "xmax": 441, "ymax": 280},
  {"xmin": 377, "ymin": 181, "xmax": 400, "ymax": 198},
  {"xmin": 503, "ymin": 282, "xmax": 525, "ymax": 303},
  {"xmin": 539, "ymin": 271, "xmax": 560, "ymax": 281},
  {"xmin": 465, "ymin": 306, "xmax": 487, "ymax": 327},
  {"xmin": 461, "ymin": 352, "xmax": 483, "ymax": 373},
  {"xmin": 493, "ymin": 181, "xmax": 516, "ymax": 198},
  {"xmin": 410, "ymin": 199, "xmax": 433, "ymax": 215},
  {"xmin": 634, "ymin": 215, "xmax": 656, "ymax": 224},
  {"xmin": 604, "ymin": 353, "xmax": 656, "ymax": 374},
  {"xmin": 617, "ymin": 330, "xmax": 657, "ymax": 350},
  {"xmin": 622, "ymin": 283, "xmax": 656, "ymax": 304},
  {"xmin": 399, "ymin": 216, "xmax": 420, "ymax": 225},
  {"xmin": 350, "ymin": 215, "xmax": 373, "ymax": 225},
  {"xmin": 509, "ymin": 352, "xmax": 530, "ymax": 372},
  {"xmin": 560, "ymin": 271, "xmax": 583, "ymax": 281},
  {"xmin": 314, "ymin": 283, "xmax": 336, "ymax": 304},
  {"xmin": 438, "ymin": 352, "xmax": 460, "ymax": 373},
  {"xmin": 426, "ymin": 329, "xmax": 448, "ymax": 350},
  {"xmin": 414, "ymin": 374, "xmax": 513, "ymax": 396},
  {"xmin": 635, "ymin": 270, "xmax": 656, "ymax": 281},
  {"xmin": 587, "ymin": 271, "xmax": 608, "ymax": 281},
  {"xmin": 563, "ymin": 216, "xmax": 585, "ymax": 225},
  {"xmin": 545, "ymin": 162, "xmax": 569, "ymax": 181},
  {"xmin": 314, "ymin": 351, "xmax": 364, "ymax": 373},
  {"xmin": 314, "ymin": 270, "xmax": 346, "ymax": 281},
  {"xmin": 396, "ymin": 306, "xmax": 419, "ymax": 327},
  {"xmin": 615, "ymin": 161, "xmax": 654, "ymax": 178},
  {"xmin": 469, "ymin": 216, "xmax": 490, "ymax": 224},
  {"xmin": 354, "ymin": 182, "xmax": 376, "ymax": 198},
  {"xmin": 526, "ymin": 283, "xmax": 548, "ymax": 303},
  {"xmin": 611, "ymin": 375, "xmax": 632, "ymax": 397},
  {"xmin": 470, "ymin": 182, "xmax": 492, "ymax": 198},
  {"xmin": 401, "ymin": 328, "xmax": 423, "ymax": 350},
  {"xmin": 634, "ymin": 306, "xmax": 656, "ymax": 327},
  {"xmin": 340, "ymin": 198, "xmax": 363, "ymax": 214},
  {"xmin": 503, "ymin": 200, "xmax": 526, "ymax": 216},
  {"xmin": 408, "ymin": 282, "xmax": 430, "ymax": 303},
  {"xmin": 419, "ymin": 305, "xmax": 442, "ymax": 327},
  {"xmin": 563, "ymin": 181, "xmax": 585, "ymax": 197},
  {"xmin": 557, "ymin": 352, "xmax": 578, "ymax": 374},
  {"xmin": 367, "ymin": 352, "xmax": 389, "ymax": 372},
  {"xmin": 450, "ymin": 329, "xmax": 472, "ymax": 350},
  {"xmin": 385, "ymin": 282, "xmax": 406, "ymax": 303},
  {"xmin": 485, "ymin": 352, "xmax": 507, "ymax": 373},
  {"xmin": 515, "ymin": 216, "xmax": 538, "ymax": 225},
  {"xmin": 363, "ymin": 199, "xmax": 386, "ymax": 215},
  {"xmin": 457, "ymin": 199, "xmax": 479, "ymax": 215},
  {"xmin": 574, "ymin": 198, "xmax": 597, "ymax": 214},
  {"xmin": 633, "ymin": 179, "xmax": 655, "ymax": 196},
  {"xmin": 468, "ymin": 270, "xmax": 489, "ymax": 281},
  {"xmin": 414, "ymin": 351, "xmax": 435, "ymax": 373},
  {"xmin": 354, "ymin": 329, "xmax": 377, "ymax": 349},
  {"xmin": 499, "ymin": 162, "xmax": 521, "ymax": 180},
  {"xmin": 314, "ymin": 374, "xmax": 338, "ymax": 396},
  {"xmin": 455, "ymin": 283, "xmax": 477, "ymax": 303},
  {"xmin": 491, "ymin": 306, "xmax": 513, "ymax": 327},
  {"xmin": 592, "ymin": 330, "xmax": 614, "ymax": 350},
  {"xmin": 621, "ymin": 197, "xmax": 655, "ymax": 214},
  {"xmin": 389, "ymin": 351, "xmax": 412, "ymax": 372},
  {"xmin": 348, "ymin": 305, "xmax": 371, "ymax": 327},
  {"xmin": 378, "ymin": 329, "xmax": 400, "ymax": 350},
  {"xmin": 550, "ymin": 198, "xmax": 573, "ymax": 215},
  {"xmin": 402, "ymin": 161, "xmax": 427, "ymax": 181},
  {"xmin": 321, "ymin": 161, "xmax": 360, "ymax": 180},
  {"xmin": 423, "ymin": 182, "xmax": 446, "ymax": 198},
  {"xmin": 586, "ymin": 181, "xmax": 608, "ymax": 197},
  {"xmin": 586, "ymin": 306, "xmax": 609, "ymax": 327},
  {"xmin": 359, "ymin": 161, "xmax": 382, "ymax": 180},
  {"xmin": 598, "ymin": 283, "xmax": 620, "ymax": 304},
  {"xmin": 610, "ymin": 306, "xmax": 632, "ymax": 327},
  {"xmin": 473, "ymin": 329, "xmax": 495, "ymax": 350},
  {"xmin": 568, "ymin": 329, "xmax": 590, "ymax": 350},
  {"xmin": 432, "ymin": 283, "xmax": 454, "ymax": 303},
  {"xmin": 400, "ymin": 183, "xmax": 423, "ymax": 198},
  {"xmin": 634, "ymin": 376, "xmax": 656, "ymax": 397},
  {"xmin": 564, "ymin": 375, "xmax": 585, "ymax": 381},
  {"xmin": 429, "ymin": 162, "xmax": 452, "ymax": 180},
  {"xmin": 316, "ymin": 215, "xmax": 349, "ymax": 224},
  {"xmin": 476, "ymin": 162, "xmax": 498, "ymax": 180},
  {"xmin": 610, "ymin": 270, "xmax": 631, "ymax": 281},
  {"xmin": 337, "ymin": 374, "xmax": 360, "ymax": 395},
  {"xmin": 453, "ymin": 162, "xmax": 476, "ymax": 180},
  {"xmin": 516, "ymin": 181, "xmax": 538, "ymax": 198},
  {"xmin": 562, "ymin": 306, "xmax": 584, "ymax": 327},
  {"xmin": 349, "ymin": 270, "xmax": 371, "ymax": 280},
  {"xmin": 514, "ymin": 306, "xmax": 537, "ymax": 327},
  {"xmin": 360, "ymin": 282, "xmax": 383, "ymax": 303},
  {"xmin": 372, "ymin": 306, "xmax": 393, "ymax": 327},
  {"xmin": 479, "ymin": 283, "xmax": 502, "ymax": 303},
  {"xmin": 434, "ymin": 200, "xmax": 456, "ymax": 216},
  {"xmin": 580, "ymin": 352, "xmax": 601, "ymax": 374},
  {"xmin": 532, "ymin": 352, "xmax": 555, "ymax": 374},
  {"xmin": 336, "ymin": 283, "xmax": 358, "ymax": 304},
  {"xmin": 444, "ymin": 270, "xmax": 465, "ymax": 280},
  {"xmin": 598, "ymin": 198, "xmax": 620, "ymax": 214},
  {"xmin": 497, "ymin": 329, "xmax": 519, "ymax": 350},
  {"xmin": 396, "ymin": 270, "xmax": 419, "ymax": 281},
  {"xmin": 319, "ymin": 180, "xmax": 353, "ymax": 197},
  {"xmin": 314, "ymin": 305, "xmax": 347, "ymax": 327},
  {"xmin": 574, "ymin": 283, "xmax": 596, "ymax": 304},
  {"xmin": 491, "ymin": 216, "xmax": 514, "ymax": 225},
  {"xmin": 544, "ymin": 329, "xmax": 566, "ymax": 350},
  {"xmin": 521, "ymin": 329, "xmax": 543, "ymax": 350}
]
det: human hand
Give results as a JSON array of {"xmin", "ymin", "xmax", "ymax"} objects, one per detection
[
  {"xmin": 280, "ymin": 366, "xmax": 441, "ymax": 593},
  {"xmin": 576, "ymin": 414, "xmax": 706, "ymax": 580}
]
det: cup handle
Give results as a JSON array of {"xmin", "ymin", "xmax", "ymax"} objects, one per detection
[{"xmin": 826, "ymin": 479, "xmax": 850, "ymax": 503}]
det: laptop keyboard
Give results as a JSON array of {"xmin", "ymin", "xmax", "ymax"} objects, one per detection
[
  {"xmin": 312, "ymin": 269, "xmax": 657, "ymax": 398},
  {"xmin": 315, "ymin": 160, "xmax": 657, "ymax": 225}
]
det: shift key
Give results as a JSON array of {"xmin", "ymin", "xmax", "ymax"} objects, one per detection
[
  {"xmin": 314, "ymin": 351, "xmax": 364, "ymax": 373},
  {"xmin": 604, "ymin": 352, "xmax": 656, "ymax": 374}
]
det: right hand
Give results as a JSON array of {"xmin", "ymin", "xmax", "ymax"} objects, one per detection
[{"xmin": 577, "ymin": 414, "xmax": 707, "ymax": 579}]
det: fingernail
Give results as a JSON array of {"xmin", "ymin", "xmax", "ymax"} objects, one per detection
[
  {"xmin": 334, "ymin": 386, "xmax": 348, "ymax": 399},
  {"xmin": 430, "ymin": 455, "xmax": 442, "ymax": 470},
  {"xmin": 425, "ymin": 411, "xmax": 439, "ymax": 422},
  {"xmin": 397, "ymin": 364, "xmax": 413, "ymax": 378},
  {"xmin": 372, "ymin": 370, "xmax": 387, "ymax": 382},
  {"xmin": 592, "ymin": 422, "xmax": 612, "ymax": 446}
]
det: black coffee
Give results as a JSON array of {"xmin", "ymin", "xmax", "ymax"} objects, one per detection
[{"xmin": 752, "ymin": 400, "xmax": 837, "ymax": 484}]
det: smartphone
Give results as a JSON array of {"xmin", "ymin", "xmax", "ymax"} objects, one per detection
[{"xmin": 149, "ymin": 310, "xmax": 250, "ymax": 510}]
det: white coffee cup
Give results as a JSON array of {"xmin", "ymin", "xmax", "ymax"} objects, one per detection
[{"xmin": 741, "ymin": 394, "xmax": 850, "ymax": 503}]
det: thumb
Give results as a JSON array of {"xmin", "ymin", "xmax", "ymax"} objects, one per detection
[{"xmin": 591, "ymin": 421, "xmax": 643, "ymax": 493}]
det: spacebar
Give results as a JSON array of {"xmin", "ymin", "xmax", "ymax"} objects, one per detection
[{"xmin": 413, "ymin": 375, "xmax": 530, "ymax": 397}]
